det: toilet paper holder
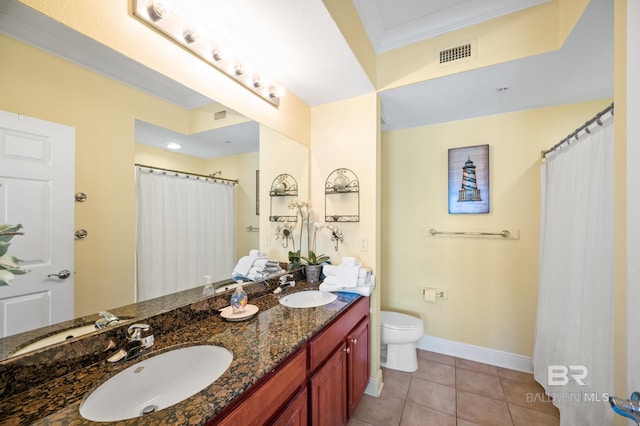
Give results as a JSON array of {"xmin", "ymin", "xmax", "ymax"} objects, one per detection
[{"xmin": 423, "ymin": 287, "xmax": 446, "ymax": 302}]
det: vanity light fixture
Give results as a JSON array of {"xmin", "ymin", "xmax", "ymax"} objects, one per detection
[
  {"xmin": 133, "ymin": 0, "xmax": 281, "ymax": 107},
  {"xmin": 165, "ymin": 142, "xmax": 182, "ymax": 150}
]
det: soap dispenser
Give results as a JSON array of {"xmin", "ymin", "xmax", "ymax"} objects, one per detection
[
  {"xmin": 230, "ymin": 281, "xmax": 248, "ymax": 313},
  {"xmin": 202, "ymin": 275, "xmax": 215, "ymax": 296}
]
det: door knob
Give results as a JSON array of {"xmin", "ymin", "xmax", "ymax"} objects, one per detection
[
  {"xmin": 75, "ymin": 229, "xmax": 88, "ymax": 239},
  {"xmin": 48, "ymin": 270, "xmax": 71, "ymax": 279}
]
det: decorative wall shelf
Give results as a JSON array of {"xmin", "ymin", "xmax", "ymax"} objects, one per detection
[
  {"xmin": 269, "ymin": 173, "xmax": 298, "ymax": 222},
  {"xmin": 325, "ymin": 168, "xmax": 359, "ymax": 222}
]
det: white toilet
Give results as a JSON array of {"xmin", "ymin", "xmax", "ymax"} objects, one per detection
[{"xmin": 380, "ymin": 311, "xmax": 424, "ymax": 372}]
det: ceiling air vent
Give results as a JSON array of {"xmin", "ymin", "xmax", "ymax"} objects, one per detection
[
  {"xmin": 438, "ymin": 40, "xmax": 476, "ymax": 65},
  {"xmin": 214, "ymin": 110, "xmax": 227, "ymax": 121}
]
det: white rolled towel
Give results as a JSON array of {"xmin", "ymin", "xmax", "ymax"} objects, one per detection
[{"xmin": 341, "ymin": 256, "xmax": 359, "ymax": 266}]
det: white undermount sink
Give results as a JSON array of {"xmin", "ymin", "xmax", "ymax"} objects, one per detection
[
  {"xmin": 10, "ymin": 324, "xmax": 99, "ymax": 357},
  {"xmin": 279, "ymin": 290, "xmax": 337, "ymax": 308},
  {"xmin": 79, "ymin": 345, "xmax": 233, "ymax": 422}
]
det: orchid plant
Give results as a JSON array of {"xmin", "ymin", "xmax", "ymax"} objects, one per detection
[
  {"xmin": 282, "ymin": 198, "xmax": 331, "ymax": 269},
  {"xmin": 0, "ymin": 224, "xmax": 29, "ymax": 286},
  {"xmin": 313, "ymin": 222, "xmax": 344, "ymax": 252}
]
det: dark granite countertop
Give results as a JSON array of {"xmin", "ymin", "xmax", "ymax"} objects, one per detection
[{"xmin": 0, "ymin": 280, "xmax": 362, "ymax": 425}]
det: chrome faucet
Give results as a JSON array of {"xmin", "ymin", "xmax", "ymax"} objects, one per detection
[
  {"xmin": 279, "ymin": 274, "xmax": 295, "ymax": 288},
  {"xmin": 95, "ymin": 311, "xmax": 120, "ymax": 329},
  {"xmin": 273, "ymin": 274, "xmax": 295, "ymax": 294},
  {"xmin": 610, "ymin": 392, "xmax": 640, "ymax": 425},
  {"xmin": 107, "ymin": 323, "xmax": 154, "ymax": 363}
]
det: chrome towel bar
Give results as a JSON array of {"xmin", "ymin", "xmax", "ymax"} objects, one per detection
[{"xmin": 428, "ymin": 228, "xmax": 513, "ymax": 239}]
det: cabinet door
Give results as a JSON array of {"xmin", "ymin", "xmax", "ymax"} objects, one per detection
[
  {"xmin": 347, "ymin": 316, "xmax": 370, "ymax": 416},
  {"xmin": 271, "ymin": 387, "xmax": 308, "ymax": 426},
  {"xmin": 310, "ymin": 342, "xmax": 347, "ymax": 426},
  {"xmin": 217, "ymin": 349, "xmax": 306, "ymax": 426}
]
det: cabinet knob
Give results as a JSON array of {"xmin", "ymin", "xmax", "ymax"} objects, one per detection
[
  {"xmin": 352, "ymin": 338, "xmax": 358, "ymax": 344},
  {"xmin": 343, "ymin": 347, "xmax": 351, "ymax": 354}
]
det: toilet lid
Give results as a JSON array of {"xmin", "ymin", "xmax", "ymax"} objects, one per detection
[{"xmin": 380, "ymin": 311, "xmax": 423, "ymax": 330}]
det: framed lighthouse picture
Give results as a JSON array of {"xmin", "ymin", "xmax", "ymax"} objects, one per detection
[{"xmin": 448, "ymin": 144, "xmax": 490, "ymax": 214}]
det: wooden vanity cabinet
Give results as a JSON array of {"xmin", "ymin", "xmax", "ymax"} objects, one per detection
[
  {"xmin": 215, "ymin": 348, "xmax": 306, "ymax": 426},
  {"xmin": 211, "ymin": 296, "xmax": 370, "ymax": 426},
  {"xmin": 271, "ymin": 387, "xmax": 308, "ymax": 426},
  {"xmin": 308, "ymin": 296, "xmax": 370, "ymax": 426},
  {"xmin": 347, "ymin": 315, "xmax": 370, "ymax": 416},
  {"xmin": 309, "ymin": 341, "xmax": 348, "ymax": 425}
]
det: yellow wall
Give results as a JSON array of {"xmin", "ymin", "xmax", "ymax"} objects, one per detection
[
  {"xmin": 18, "ymin": 0, "xmax": 311, "ymax": 146},
  {"xmin": 310, "ymin": 93, "xmax": 382, "ymax": 391},
  {"xmin": 381, "ymin": 99, "xmax": 611, "ymax": 356},
  {"xmin": 259, "ymin": 126, "xmax": 310, "ymax": 263},
  {"xmin": 0, "ymin": 33, "xmax": 267, "ymax": 317},
  {"xmin": 0, "ymin": 34, "xmax": 188, "ymax": 316}
]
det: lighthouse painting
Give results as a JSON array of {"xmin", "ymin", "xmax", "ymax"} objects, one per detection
[{"xmin": 448, "ymin": 144, "xmax": 489, "ymax": 214}]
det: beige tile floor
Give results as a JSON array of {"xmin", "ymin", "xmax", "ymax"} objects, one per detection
[{"xmin": 349, "ymin": 349, "xmax": 560, "ymax": 426}]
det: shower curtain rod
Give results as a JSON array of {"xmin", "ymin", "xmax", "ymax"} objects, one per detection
[
  {"xmin": 135, "ymin": 163, "xmax": 239, "ymax": 184},
  {"xmin": 540, "ymin": 102, "xmax": 614, "ymax": 159}
]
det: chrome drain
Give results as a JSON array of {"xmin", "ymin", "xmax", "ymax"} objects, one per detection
[{"xmin": 141, "ymin": 405, "xmax": 159, "ymax": 415}]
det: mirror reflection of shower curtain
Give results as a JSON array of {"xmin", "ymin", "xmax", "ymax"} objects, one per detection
[
  {"xmin": 135, "ymin": 168, "xmax": 235, "ymax": 302},
  {"xmin": 534, "ymin": 120, "xmax": 614, "ymax": 425}
]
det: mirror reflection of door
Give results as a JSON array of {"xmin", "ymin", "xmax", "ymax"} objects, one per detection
[{"xmin": 0, "ymin": 110, "xmax": 75, "ymax": 337}]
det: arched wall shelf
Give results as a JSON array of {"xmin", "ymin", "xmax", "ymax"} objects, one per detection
[
  {"xmin": 269, "ymin": 173, "xmax": 298, "ymax": 222},
  {"xmin": 324, "ymin": 168, "xmax": 359, "ymax": 222}
]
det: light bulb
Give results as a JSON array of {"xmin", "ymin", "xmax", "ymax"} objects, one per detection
[
  {"xmin": 165, "ymin": 142, "xmax": 181, "ymax": 150},
  {"xmin": 183, "ymin": 27, "xmax": 199, "ymax": 44},
  {"xmin": 147, "ymin": 1, "xmax": 167, "ymax": 21}
]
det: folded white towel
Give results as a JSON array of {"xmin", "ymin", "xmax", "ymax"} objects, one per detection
[
  {"xmin": 324, "ymin": 275, "xmax": 368, "ymax": 287},
  {"xmin": 248, "ymin": 265, "xmax": 281, "ymax": 275},
  {"xmin": 336, "ymin": 264, "xmax": 360, "ymax": 287},
  {"xmin": 319, "ymin": 275, "xmax": 375, "ymax": 297},
  {"xmin": 323, "ymin": 265, "xmax": 369, "ymax": 279},
  {"xmin": 253, "ymin": 258, "xmax": 279, "ymax": 268},
  {"xmin": 233, "ymin": 255, "xmax": 256, "ymax": 276}
]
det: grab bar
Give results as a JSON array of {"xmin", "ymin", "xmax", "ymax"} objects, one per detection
[{"xmin": 428, "ymin": 228, "xmax": 513, "ymax": 239}]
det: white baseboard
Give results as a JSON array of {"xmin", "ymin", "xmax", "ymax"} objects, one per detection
[
  {"xmin": 417, "ymin": 335, "xmax": 533, "ymax": 373},
  {"xmin": 364, "ymin": 368, "xmax": 384, "ymax": 397}
]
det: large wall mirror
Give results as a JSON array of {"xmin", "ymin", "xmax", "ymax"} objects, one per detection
[{"xmin": 0, "ymin": 1, "xmax": 308, "ymax": 358}]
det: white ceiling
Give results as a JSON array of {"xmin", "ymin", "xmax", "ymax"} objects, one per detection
[{"xmin": 0, "ymin": 0, "xmax": 613, "ymax": 156}]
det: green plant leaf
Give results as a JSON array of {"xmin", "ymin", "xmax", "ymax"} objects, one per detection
[
  {"xmin": 0, "ymin": 242, "xmax": 9, "ymax": 258},
  {"xmin": 300, "ymin": 250, "xmax": 330, "ymax": 265},
  {"xmin": 0, "ymin": 224, "xmax": 23, "ymax": 243},
  {"xmin": 0, "ymin": 269, "xmax": 15, "ymax": 286}
]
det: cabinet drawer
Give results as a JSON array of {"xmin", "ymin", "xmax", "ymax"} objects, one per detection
[
  {"xmin": 308, "ymin": 296, "xmax": 369, "ymax": 371},
  {"xmin": 217, "ymin": 348, "xmax": 306, "ymax": 426}
]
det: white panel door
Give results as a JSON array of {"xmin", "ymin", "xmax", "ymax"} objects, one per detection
[{"xmin": 0, "ymin": 110, "xmax": 75, "ymax": 337}]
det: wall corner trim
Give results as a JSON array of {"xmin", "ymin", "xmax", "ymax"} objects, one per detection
[{"xmin": 364, "ymin": 368, "xmax": 384, "ymax": 397}]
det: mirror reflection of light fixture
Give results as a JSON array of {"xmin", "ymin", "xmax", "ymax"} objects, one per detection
[
  {"xmin": 165, "ymin": 142, "xmax": 182, "ymax": 150},
  {"xmin": 133, "ymin": 0, "xmax": 281, "ymax": 107}
]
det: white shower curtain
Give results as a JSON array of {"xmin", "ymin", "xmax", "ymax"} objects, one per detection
[
  {"xmin": 533, "ymin": 120, "xmax": 614, "ymax": 425},
  {"xmin": 135, "ymin": 168, "xmax": 235, "ymax": 301}
]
